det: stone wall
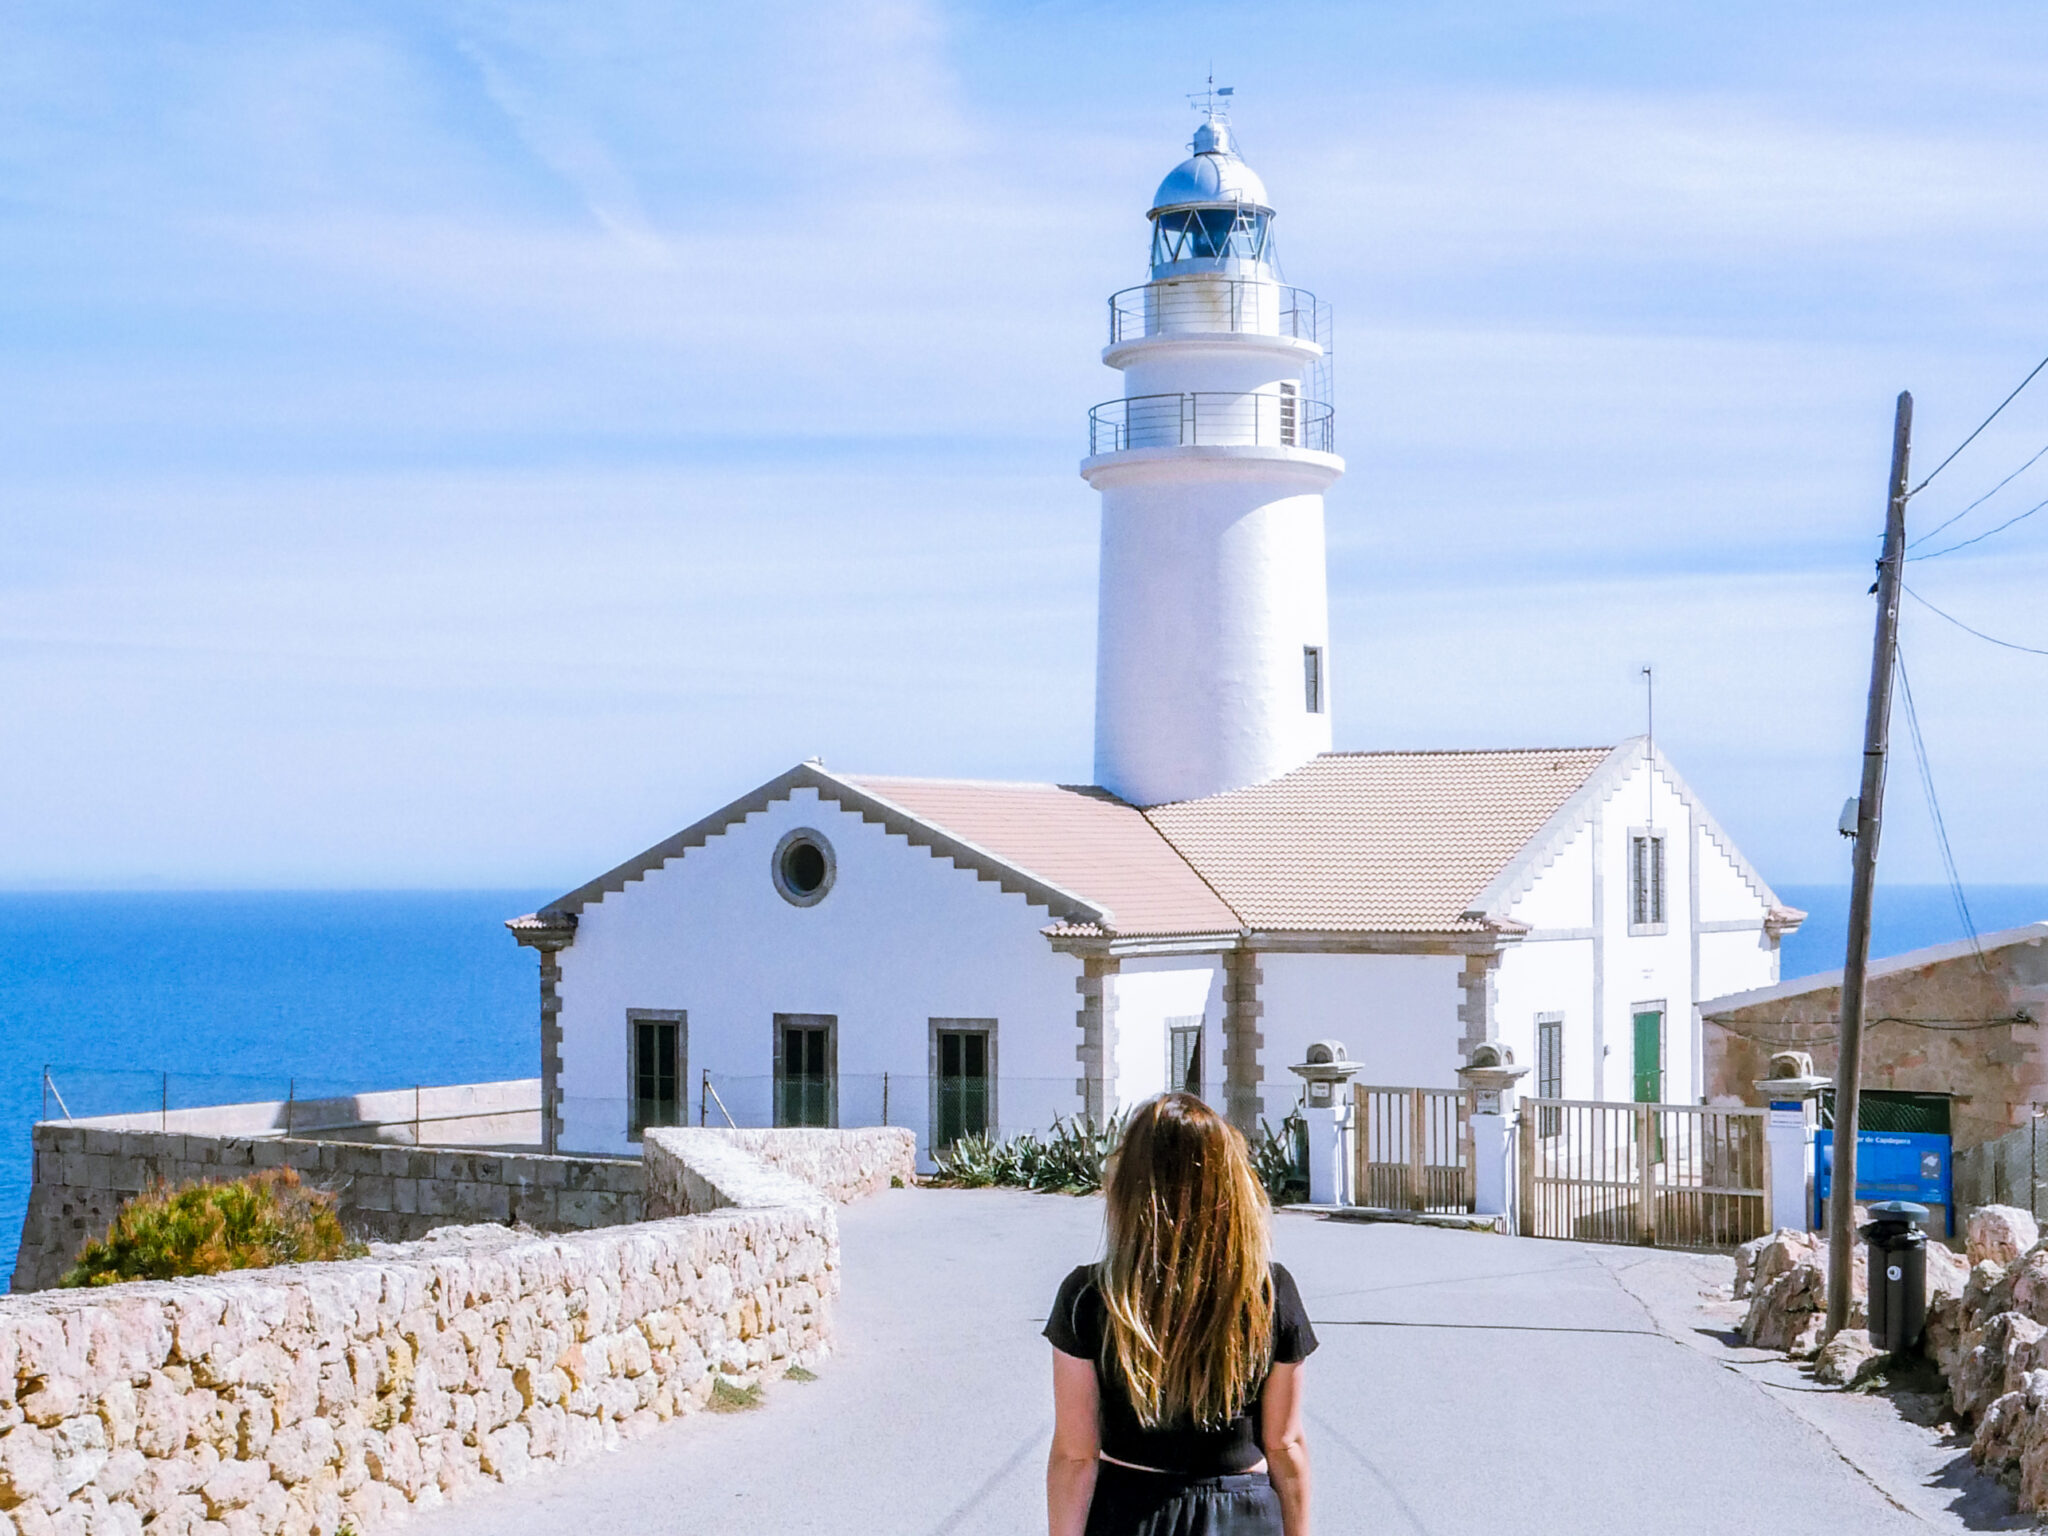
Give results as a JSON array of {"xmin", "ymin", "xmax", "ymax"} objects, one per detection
[
  {"xmin": 643, "ymin": 1128, "xmax": 913, "ymax": 1211},
  {"xmin": 48, "ymin": 1082, "xmax": 542, "ymax": 1151},
  {"xmin": 0, "ymin": 1129, "xmax": 881, "ymax": 1536},
  {"xmin": 15, "ymin": 1127, "xmax": 643, "ymax": 1295},
  {"xmin": 1704, "ymin": 929, "xmax": 2048, "ymax": 1152}
]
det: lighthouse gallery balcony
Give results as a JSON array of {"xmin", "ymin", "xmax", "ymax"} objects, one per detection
[
  {"xmin": 1108, "ymin": 278, "xmax": 1330, "ymax": 347},
  {"xmin": 1088, "ymin": 391, "xmax": 1335, "ymax": 455}
]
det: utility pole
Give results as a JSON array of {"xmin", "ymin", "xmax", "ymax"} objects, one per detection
[{"xmin": 1826, "ymin": 390, "xmax": 1912, "ymax": 1339}]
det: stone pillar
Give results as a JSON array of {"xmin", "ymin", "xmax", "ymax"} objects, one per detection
[
  {"xmin": 1458, "ymin": 1047, "xmax": 1531, "ymax": 1221},
  {"xmin": 510, "ymin": 915, "xmax": 577, "ymax": 1156},
  {"xmin": 1223, "ymin": 949, "xmax": 1265, "ymax": 1135},
  {"xmin": 538, "ymin": 947, "xmax": 565, "ymax": 1154},
  {"xmin": 1075, "ymin": 956, "xmax": 1121, "ymax": 1124},
  {"xmin": 1456, "ymin": 951, "xmax": 1502, "ymax": 1063}
]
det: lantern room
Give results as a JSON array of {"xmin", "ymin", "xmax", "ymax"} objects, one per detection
[{"xmin": 1148, "ymin": 119, "xmax": 1275, "ymax": 278}]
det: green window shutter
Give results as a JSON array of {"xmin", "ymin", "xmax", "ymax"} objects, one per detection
[{"xmin": 1632, "ymin": 1010, "xmax": 1663, "ymax": 1104}]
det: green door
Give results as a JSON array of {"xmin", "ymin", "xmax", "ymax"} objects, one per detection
[{"xmin": 1632, "ymin": 1010, "xmax": 1664, "ymax": 1104}]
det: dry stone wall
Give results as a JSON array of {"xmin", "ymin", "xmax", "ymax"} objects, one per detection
[
  {"xmin": 0, "ymin": 1129, "xmax": 893, "ymax": 1536},
  {"xmin": 14, "ymin": 1128, "xmax": 644, "ymax": 1295},
  {"xmin": 1738, "ymin": 1207, "xmax": 2048, "ymax": 1512},
  {"xmin": 643, "ymin": 1128, "xmax": 914, "ymax": 1213},
  {"xmin": 1704, "ymin": 930, "xmax": 2048, "ymax": 1153}
]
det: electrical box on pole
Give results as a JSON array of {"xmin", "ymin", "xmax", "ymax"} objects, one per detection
[{"xmin": 1826, "ymin": 390, "xmax": 1912, "ymax": 1340}]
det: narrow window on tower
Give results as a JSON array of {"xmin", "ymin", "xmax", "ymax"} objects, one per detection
[
  {"xmin": 1629, "ymin": 831, "xmax": 1667, "ymax": 933},
  {"xmin": 1278, "ymin": 382, "xmax": 1299, "ymax": 447},
  {"xmin": 1303, "ymin": 647, "xmax": 1325, "ymax": 714}
]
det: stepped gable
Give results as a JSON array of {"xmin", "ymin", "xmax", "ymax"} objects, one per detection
[{"xmin": 1142, "ymin": 747, "xmax": 1616, "ymax": 934}]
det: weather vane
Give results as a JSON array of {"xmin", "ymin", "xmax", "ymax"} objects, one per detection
[{"xmin": 1188, "ymin": 71, "xmax": 1234, "ymax": 123}]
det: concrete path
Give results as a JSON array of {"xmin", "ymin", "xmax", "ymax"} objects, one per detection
[{"xmin": 408, "ymin": 1189, "xmax": 2013, "ymax": 1535}]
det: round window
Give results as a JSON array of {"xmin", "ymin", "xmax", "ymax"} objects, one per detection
[{"xmin": 772, "ymin": 829, "xmax": 836, "ymax": 907}]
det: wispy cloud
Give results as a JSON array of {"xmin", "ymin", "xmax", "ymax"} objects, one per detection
[{"xmin": 4, "ymin": 1, "xmax": 2048, "ymax": 886}]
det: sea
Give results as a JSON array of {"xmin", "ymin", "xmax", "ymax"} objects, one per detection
[{"xmin": 2, "ymin": 884, "xmax": 2044, "ymax": 1279}]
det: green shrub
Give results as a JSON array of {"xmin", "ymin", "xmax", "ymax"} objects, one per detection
[
  {"xmin": 931, "ymin": 1113, "xmax": 1125, "ymax": 1195},
  {"xmin": 1252, "ymin": 1115, "xmax": 1311, "ymax": 1206},
  {"xmin": 935, "ymin": 1110, "xmax": 1309, "ymax": 1203},
  {"xmin": 708, "ymin": 1379, "xmax": 764, "ymax": 1412},
  {"xmin": 61, "ymin": 1167, "xmax": 363, "ymax": 1287}
]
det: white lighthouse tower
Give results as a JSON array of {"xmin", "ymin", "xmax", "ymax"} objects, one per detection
[{"xmin": 1085, "ymin": 102, "xmax": 1344, "ymax": 808}]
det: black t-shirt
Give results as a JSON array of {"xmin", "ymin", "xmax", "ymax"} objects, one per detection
[{"xmin": 1043, "ymin": 1261, "xmax": 1317, "ymax": 1477}]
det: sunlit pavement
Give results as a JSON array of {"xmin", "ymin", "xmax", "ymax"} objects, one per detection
[{"xmin": 407, "ymin": 1187, "xmax": 2006, "ymax": 1535}]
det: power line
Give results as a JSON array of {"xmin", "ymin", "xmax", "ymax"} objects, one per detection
[
  {"xmin": 1895, "ymin": 645, "xmax": 1986, "ymax": 970},
  {"xmin": 1908, "ymin": 349, "xmax": 2048, "ymax": 496},
  {"xmin": 1903, "ymin": 583, "xmax": 2048, "ymax": 655},
  {"xmin": 1908, "ymin": 439, "xmax": 2048, "ymax": 549},
  {"xmin": 1910, "ymin": 489, "xmax": 2048, "ymax": 560}
]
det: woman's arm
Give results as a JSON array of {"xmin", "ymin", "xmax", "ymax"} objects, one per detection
[
  {"xmin": 1047, "ymin": 1349, "xmax": 1101, "ymax": 1536},
  {"xmin": 1260, "ymin": 1362, "xmax": 1311, "ymax": 1536}
]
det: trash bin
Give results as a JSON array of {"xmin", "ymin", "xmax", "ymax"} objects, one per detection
[{"xmin": 1860, "ymin": 1199, "xmax": 1930, "ymax": 1353}]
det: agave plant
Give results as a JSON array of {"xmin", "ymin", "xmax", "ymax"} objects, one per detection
[
  {"xmin": 1252, "ymin": 1115, "xmax": 1311, "ymax": 1206},
  {"xmin": 1029, "ymin": 1113, "xmax": 1126, "ymax": 1194},
  {"xmin": 931, "ymin": 1132, "xmax": 1006, "ymax": 1187},
  {"xmin": 930, "ymin": 1113, "xmax": 1127, "ymax": 1194}
]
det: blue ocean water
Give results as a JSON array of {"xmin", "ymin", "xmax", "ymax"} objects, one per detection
[
  {"xmin": 0, "ymin": 891, "xmax": 549, "ymax": 1279},
  {"xmin": 1775, "ymin": 884, "xmax": 2048, "ymax": 984},
  {"xmin": 2, "ymin": 884, "xmax": 2043, "ymax": 1281}
]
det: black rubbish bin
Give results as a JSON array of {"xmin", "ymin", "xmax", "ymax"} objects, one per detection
[{"xmin": 1860, "ymin": 1199, "xmax": 1930, "ymax": 1353}]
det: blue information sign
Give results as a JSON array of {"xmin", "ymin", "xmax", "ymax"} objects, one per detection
[{"xmin": 1814, "ymin": 1129, "xmax": 1950, "ymax": 1212}]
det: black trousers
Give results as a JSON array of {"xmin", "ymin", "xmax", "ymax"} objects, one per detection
[{"xmin": 1084, "ymin": 1461, "xmax": 1284, "ymax": 1536}]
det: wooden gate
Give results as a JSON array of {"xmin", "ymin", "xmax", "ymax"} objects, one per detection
[
  {"xmin": 1518, "ymin": 1099, "xmax": 1768, "ymax": 1249},
  {"xmin": 1354, "ymin": 1085, "xmax": 1474, "ymax": 1213}
]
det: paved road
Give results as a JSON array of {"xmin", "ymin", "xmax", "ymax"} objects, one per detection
[{"xmin": 409, "ymin": 1189, "xmax": 2004, "ymax": 1535}]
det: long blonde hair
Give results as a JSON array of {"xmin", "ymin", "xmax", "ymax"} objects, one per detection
[{"xmin": 1097, "ymin": 1092, "xmax": 1274, "ymax": 1428}]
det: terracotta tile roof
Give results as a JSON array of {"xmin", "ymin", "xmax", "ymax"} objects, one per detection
[
  {"xmin": 1142, "ymin": 748, "xmax": 1617, "ymax": 933},
  {"xmin": 841, "ymin": 775, "xmax": 1241, "ymax": 938}
]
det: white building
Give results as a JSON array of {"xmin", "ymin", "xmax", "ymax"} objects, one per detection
[{"xmin": 511, "ymin": 108, "xmax": 1800, "ymax": 1164}]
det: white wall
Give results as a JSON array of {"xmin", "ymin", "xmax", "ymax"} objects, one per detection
[
  {"xmin": 1257, "ymin": 953, "xmax": 1465, "ymax": 1117},
  {"xmin": 552, "ymin": 787, "xmax": 1083, "ymax": 1164},
  {"xmin": 1110, "ymin": 957, "xmax": 1226, "ymax": 1114},
  {"xmin": 1697, "ymin": 824, "xmax": 1769, "ymax": 923},
  {"xmin": 1493, "ymin": 938, "xmax": 1597, "ymax": 1099},
  {"xmin": 1506, "ymin": 830, "xmax": 1594, "ymax": 932},
  {"xmin": 1587, "ymin": 758, "xmax": 1697, "ymax": 1103},
  {"xmin": 1492, "ymin": 755, "xmax": 1782, "ymax": 1107},
  {"xmin": 1090, "ymin": 458, "xmax": 1334, "ymax": 808},
  {"xmin": 1700, "ymin": 927, "xmax": 1779, "ymax": 1009}
]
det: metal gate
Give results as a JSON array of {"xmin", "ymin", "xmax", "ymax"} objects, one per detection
[
  {"xmin": 1354, "ymin": 1085, "xmax": 1474, "ymax": 1213},
  {"xmin": 1518, "ymin": 1099, "xmax": 1768, "ymax": 1249}
]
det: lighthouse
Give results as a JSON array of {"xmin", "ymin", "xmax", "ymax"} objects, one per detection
[{"xmin": 1085, "ymin": 104, "xmax": 1344, "ymax": 808}]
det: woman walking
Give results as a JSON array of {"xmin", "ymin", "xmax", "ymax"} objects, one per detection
[{"xmin": 1045, "ymin": 1092, "xmax": 1315, "ymax": 1536}]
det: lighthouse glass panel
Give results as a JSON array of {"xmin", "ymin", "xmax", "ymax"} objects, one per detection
[{"xmin": 1151, "ymin": 207, "xmax": 1270, "ymax": 269}]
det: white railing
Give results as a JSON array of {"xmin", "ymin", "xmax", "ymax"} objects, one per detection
[
  {"xmin": 1109, "ymin": 279, "xmax": 1330, "ymax": 347},
  {"xmin": 1088, "ymin": 391, "xmax": 1334, "ymax": 455}
]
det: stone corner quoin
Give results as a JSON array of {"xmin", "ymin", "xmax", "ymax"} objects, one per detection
[{"xmin": 0, "ymin": 1126, "xmax": 916, "ymax": 1536}]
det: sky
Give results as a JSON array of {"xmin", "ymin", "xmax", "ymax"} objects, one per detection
[{"xmin": 5, "ymin": 1, "xmax": 2048, "ymax": 891}]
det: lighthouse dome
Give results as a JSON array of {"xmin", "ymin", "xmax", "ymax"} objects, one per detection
[
  {"xmin": 1146, "ymin": 118, "xmax": 1275, "ymax": 275},
  {"xmin": 1149, "ymin": 120, "xmax": 1272, "ymax": 215}
]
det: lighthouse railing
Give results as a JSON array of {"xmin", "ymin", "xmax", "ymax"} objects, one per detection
[
  {"xmin": 1108, "ymin": 280, "xmax": 1329, "ymax": 348},
  {"xmin": 1088, "ymin": 392, "xmax": 1334, "ymax": 455}
]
